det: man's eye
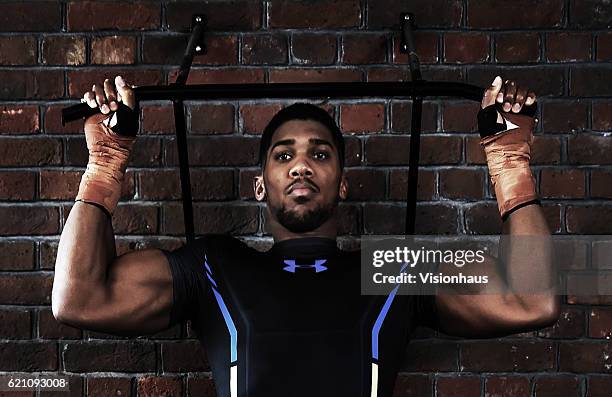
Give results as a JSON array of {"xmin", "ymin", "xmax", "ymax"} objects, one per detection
[
  {"xmin": 275, "ymin": 152, "xmax": 292, "ymax": 161},
  {"xmin": 314, "ymin": 151, "xmax": 329, "ymax": 160}
]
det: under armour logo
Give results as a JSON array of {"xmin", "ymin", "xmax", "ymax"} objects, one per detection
[{"xmin": 283, "ymin": 259, "xmax": 328, "ymax": 273}]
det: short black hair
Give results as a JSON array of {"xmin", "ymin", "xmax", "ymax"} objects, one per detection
[{"xmin": 258, "ymin": 103, "xmax": 345, "ymax": 170}]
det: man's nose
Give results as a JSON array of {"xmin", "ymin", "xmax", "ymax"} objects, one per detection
[{"xmin": 289, "ymin": 160, "xmax": 313, "ymax": 177}]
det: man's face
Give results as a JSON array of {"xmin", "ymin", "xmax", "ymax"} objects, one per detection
[{"xmin": 254, "ymin": 119, "xmax": 348, "ymax": 233}]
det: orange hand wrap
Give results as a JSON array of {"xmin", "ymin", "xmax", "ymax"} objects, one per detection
[
  {"xmin": 480, "ymin": 112, "xmax": 538, "ymax": 219},
  {"xmin": 76, "ymin": 114, "xmax": 135, "ymax": 216}
]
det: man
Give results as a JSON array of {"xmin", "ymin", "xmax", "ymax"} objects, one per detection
[{"xmin": 52, "ymin": 75, "xmax": 560, "ymax": 396}]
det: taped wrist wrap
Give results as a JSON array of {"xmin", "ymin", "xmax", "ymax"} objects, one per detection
[
  {"xmin": 478, "ymin": 106, "xmax": 538, "ymax": 219},
  {"xmin": 76, "ymin": 115, "xmax": 135, "ymax": 216}
]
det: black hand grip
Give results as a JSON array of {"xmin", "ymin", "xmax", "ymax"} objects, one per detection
[{"xmin": 61, "ymin": 103, "xmax": 100, "ymax": 126}]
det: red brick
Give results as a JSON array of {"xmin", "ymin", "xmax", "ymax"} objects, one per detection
[
  {"xmin": 67, "ymin": 1, "xmax": 159, "ymax": 31},
  {"xmin": 442, "ymin": 101, "xmax": 479, "ymax": 132},
  {"xmin": 364, "ymin": 203, "xmax": 459, "ymax": 234},
  {"xmin": 366, "ymin": 136, "xmax": 461, "ymax": 165},
  {"xmin": 242, "ymin": 34, "xmax": 287, "ymax": 65},
  {"xmin": 0, "ymin": 171, "xmax": 35, "ymax": 200},
  {"xmin": 391, "ymin": 101, "xmax": 438, "ymax": 133},
  {"xmin": 189, "ymin": 104, "xmax": 235, "ymax": 135},
  {"xmin": 440, "ymin": 169, "xmax": 484, "ymax": 200},
  {"xmin": 0, "ymin": 341, "xmax": 57, "ymax": 371},
  {"xmin": 495, "ymin": 33, "xmax": 541, "ymax": 63},
  {"xmin": 0, "ymin": 70, "xmax": 63, "ymax": 100},
  {"xmin": 540, "ymin": 169, "xmax": 585, "ymax": 198},
  {"xmin": 485, "ymin": 375, "xmax": 531, "ymax": 397},
  {"xmin": 344, "ymin": 169, "xmax": 385, "ymax": 201},
  {"xmin": 0, "ymin": 206, "xmax": 59, "ymax": 235},
  {"xmin": 269, "ymin": 0, "xmax": 361, "ymax": 28},
  {"xmin": 392, "ymin": 374, "xmax": 432, "ymax": 397},
  {"xmin": 91, "ymin": 35, "xmax": 137, "ymax": 65},
  {"xmin": 465, "ymin": 136, "xmax": 487, "ymax": 165},
  {"xmin": 40, "ymin": 170, "xmax": 81, "ymax": 200},
  {"xmin": 67, "ymin": 69, "xmax": 162, "ymax": 98},
  {"xmin": 591, "ymin": 240, "xmax": 612, "ymax": 269},
  {"xmin": 342, "ymin": 33, "xmax": 387, "ymax": 64},
  {"xmin": 38, "ymin": 308, "xmax": 82, "ymax": 339},
  {"xmin": 591, "ymin": 170, "xmax": 612, "ymax": 198},
  {"xmin": 367, "ymin": 67, "xmax": 412, "ymax": 82},
  {"xmin": 546, "ymin": 32, "xmax": 592, "ymax": 62},
  {"xmin": 169, "ymin": 68, "xmax": 264, "ymax": 85},
  {"xmin": 592, "ymin": 101, "xmax": 612, "ymax": 131},
  {"xmin": 0, "ymin": 105, "xmax": 41, "ymax": 132},
  {"xmin": 565, "ymin": 205, "xmax": 612, "ymax": 234},
  {"xmin": 401, "ymin": 341, "xmax": 458, "ymax": 371},
  {"xmin": 139, "ymin": 169, "xmax": 234, "ymax": 201},
  {"xmin": 166, "ymin": 1, "xmax": 261, "ymax": 31},
  {"xmin": 44, "ymin": 105, "xmax": 85, "ymax": 134},
  {"xmin": 543, "ymin": 204, "xmax": 562, "ymax": 233},
  {"xmin": 568, "ymin": 135, "xmax": 612, "ymax": 165},
  {"xmin": 340, "ymin": 103, "xmax": 385, "ymax": 133},
  {"xmin": 164, "ymin": 203, "xmax": 259, "ymax": 235},
  {"xmin": 570, "ymin": 0, "xmax": 612, "ymax": 29},
  {"xmin": 538, "ymin": 308, "xmax": 585, "ymax": 339},
  {"xmin": 0, "ymin": 36, "xmax": 36, "ymax": 65},
  {"xmin": 535, "ymin": 376, "xmax": 581, "ymax": 397},
  {"xmin": 39, "ymin": 241, "xmax": 58, "ymax": 270},
  {"xmin": 64, "ymin": 342, "xmax": 156, "ymax": 372},
  {"xmin": 542, "ymin": 100, "xmax": 587, "ymax": 133},
  {"xmin": 444, "ymin": 33, "xmax": 490, "ymax": 63},
  {"xmin": 570, "ymin": 66, "xmax": 612, "ymax": 97},
  {"xmin": 0, "ymin": 2, "xmax": 61, "ymax": 32},
  {"xmin": 588, "ymin": 376, "xmax": 612, "ymax": 397},
  {"xmin": 464, "ymin": 203, "xmax": 502, "ymax": 234},
  {"xmin": 109, "ymin": 205, "xmax": 158, "ymax": 235},
  {"xmin": 596, "ymin": 32, "xmax": 612, "ymax": 61},
  {"xmin": 461, "ymin": 340, "xmax": 555, "ymax": 372},
  {"xmin": 389, "ymin": 169, "xmax": 436, "ymax": 201},
  {"xmin": 0, "ymin": 309, "xmax": 31, "ymax": 339},
  {"xmin": 467, "ymin": 0, "xmax": 563, "ymax": 28},
  {"xmin": 560, "ymin": 341, "xmax": 612, "ymax": 372},
  {"xmin": 161, "ymin": 341, "xmax": 209, "ymax": 372},
  {"xmin": 144, "ymin": 35, "xmax": 238, "ymax": 66},
  {"xmin": 368, "ymin": 0, "xmax": 462, "ymax": 29},
  {"xmin": 0, "ymin": 241, "xmax": 34, "ymax": 271},
  {"xmin": 437, "ymin": 376, "xmax": 480, "ymax": 397},
  {"xmin": 393, "ymin": 32, "xmax": 438, "ymax": 64},
  {"xmin": 165, "ymin": 136, "xmax": 259, "ymax": 166},
  {"xmin": 531, "ymin": 136, "xmax": 561, "ymax": 164},
  {"xmin": 567, "ymin": 293, "xmax": 612, "ymax": 306},
  {"xmin": 42, "ymin": 35, "xmax": 86, "ymax": 66},
  {"xmin": 86, "ymin": 377, "xmax": 132, "ymax": 397},
  {"xmin": 590, "ymin": 308, "xmax": 612, "ymax": 338},
  {"xmin": 240, "ymin": 104, "xmax": 283, "ymax": 134},
  {"xmin": 344, "ymin": 136, "xmax": 362, "ymax": 167},
  {"xmin": 127, "ymin": 137, "xmax": 162, "ymax": 167},
  {"xmin": 467, "ymin": 67, "xmax": 565, "ymax": 97},
  {"xmin": 187, "ymin": 376, "xmax": 216, "ymax": 397},
  {"xmin": 291, "ymin": 34, "xmax": 337, "ymax": 65},
  {"xmin": 142, "ymin": 104, "xmax": 174, "ymax": 134},
  {"xmin": 269, "ymin": 68, "xmax": 362, "ymax": 83},
  {"xmin": 0, "ymin": 274, "xmax": 52, "ymax": 304}
]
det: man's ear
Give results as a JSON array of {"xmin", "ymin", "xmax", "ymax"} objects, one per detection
[
  {"xmin": 338, "ymin": 174, "xmax": 348, "ymax": 200},
  {"xmin": 254, "ymin": 175, "xmax": 266, "ymax": 201}
]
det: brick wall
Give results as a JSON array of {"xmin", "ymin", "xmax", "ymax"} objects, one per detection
[{"xmin": 0, "ymin": 1, "xmax": 611, "ymax": 396}]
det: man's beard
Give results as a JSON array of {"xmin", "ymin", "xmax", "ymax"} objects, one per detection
[{"xmin": 274, "ymin": 196, "xmax": 338, "ymax": 233}]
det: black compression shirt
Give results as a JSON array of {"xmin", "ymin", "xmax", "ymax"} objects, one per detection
[{"xmin": 162, "ymin": 234, "xmax": 438, "ymax": 397}]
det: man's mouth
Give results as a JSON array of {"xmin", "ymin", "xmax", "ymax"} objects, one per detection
[{"xmin": 287, "ymin": 180, "xmax": 318, "ymax": 196}]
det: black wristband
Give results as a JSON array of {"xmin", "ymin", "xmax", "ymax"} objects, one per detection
[
  {"xmin": 76, "ymin": 200, "xmax": 112, "ymax": 220},
  {"xmin": 501, "ymin": 199, "xmax": 541, "ymax": 222}
]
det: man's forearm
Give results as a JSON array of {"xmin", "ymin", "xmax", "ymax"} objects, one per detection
[{"xmin": 52, "ymin": 202, "xmax": 116, "ymax": 317}]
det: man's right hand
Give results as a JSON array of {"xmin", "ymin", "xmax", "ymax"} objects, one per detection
[{"xmin": 82, "ymin": 75, "xmax": 139, "ymax": 137}]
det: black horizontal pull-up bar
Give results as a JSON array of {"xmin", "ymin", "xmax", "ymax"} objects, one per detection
[
  {"xmin": 60, "ymin": 13, "xmax": 489, "ymax": 242},
  {"xmin": 62, "ymin": 81, "xmax": 484, "ymax": 125}
]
